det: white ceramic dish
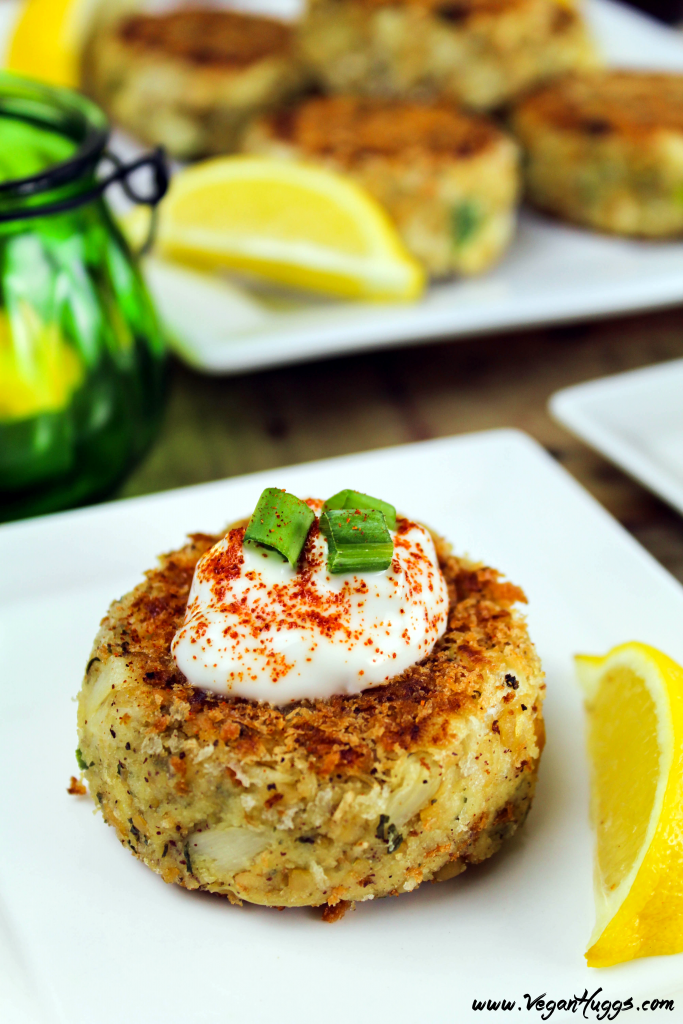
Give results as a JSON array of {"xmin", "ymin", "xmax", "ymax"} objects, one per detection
[
  {"xmin": 550, "ymin": 358, "xmax": 683, "ymax": 518},
  {"xmin": 2, "ymin": 429, "xmax": 683, "ymax": 1024},
  {"xmin": 115, "ymin": 0, "xmax": 683, "ymax": 373},
  {"xmin": 5, "ymin": 0, "xmax": 683, "ymax": 374}
]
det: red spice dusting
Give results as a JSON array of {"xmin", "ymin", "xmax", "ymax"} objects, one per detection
[
  {"xmin": 202, "ymin": 527, "xmax": 245, "ymax": 595},
  {"xmin": 174, "ymin": 508, "xmax": 448, "ymax": 690}
]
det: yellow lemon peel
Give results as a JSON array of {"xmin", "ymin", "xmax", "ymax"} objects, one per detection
[
  {"xmin": 576, "ymin": 642, "xmax": 683, "ymax": 967},
  {"xmin": 154, "ymin": 156, "xmax": 425, "ymax": 302},
  {"xmin": 7, "ymin": 0, "xmax": 99, "ymax": 89}
]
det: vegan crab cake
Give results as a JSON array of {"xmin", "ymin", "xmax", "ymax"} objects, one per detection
[
  {"xmin": 243, "ymin": 96, "xmax": 520, "ymax": 276},
  {"xmin": 81, "ymin": 8, "xmax": 308, "ymax": 159},
  {"xmin": 297, "ymin": 0, "xmax": 597, "ymax": 112},
  {"xmin": 512, "ymin": 71, "xmax": 683, "ymax": 237},
  {"xmin": 76, "ymin": 493, "xmax": 545, "ymax": 913}
]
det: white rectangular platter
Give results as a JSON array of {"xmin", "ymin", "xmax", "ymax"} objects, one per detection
[
  {"xmin": 5, "ymin": 0, "xmax": 683, "ymax": 374},
  {"xmin": 123, "ymin": 0, "xmax": 683, "ymax": 372},
  {"xmin": 101, "ymin": 0, "xmax": 683, "ymax": 374},
  {"xmin": 550, "ymin": 358, "xmax": 683, "ymax": 518},
  {"xmin": 2, "ymin": 429, "xmax": 683, "ymax": 1023}
]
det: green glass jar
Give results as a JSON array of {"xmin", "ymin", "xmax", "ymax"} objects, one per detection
[{"xmin": 0, "ymin": 72, "xmax": 168, "ymax": 523}]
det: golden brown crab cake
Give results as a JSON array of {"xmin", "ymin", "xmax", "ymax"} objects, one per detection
[
  {"xmin": 243, "ymin": 96, "xmax": 519, "ymax": 276},
  {"xmin": 297, "ymin": 0, "xmax": 597, "ymax": 112},
  {"xmin": 76, "ymin": 523, "xmax": 545, "ymax": 912},
  {"xmin": 81, "ymin": 8, "xmax": 308, "ymax": 159},
  {"xmin": 512, "ymin": 71, "xmax": 683, "ymax": 236}
]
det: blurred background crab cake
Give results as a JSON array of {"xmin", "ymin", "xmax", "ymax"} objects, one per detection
[
  {"xmin": 512, "ymin": 71, "xmax": 683, "ymax": 236},
  {"xmin": 297, "ymin": 0, "xmax": 597, "ymax": 111},
  {"xmin": 76, "ymin": 516, "xmax": 545, "ymax": 912},
  {"xmin": 243, "ymin": 96, "xmax": 520, "ymax": 276},
  {"xmin": 81, "ymin": 8, "xmax": 309, "ymax": 159}
]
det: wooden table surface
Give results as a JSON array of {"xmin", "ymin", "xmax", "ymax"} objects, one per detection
[{"xmin": 120, "ymin": 305, "xmax": 683, "ymax": 585}]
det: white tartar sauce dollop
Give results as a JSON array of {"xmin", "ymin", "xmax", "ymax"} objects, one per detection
[{"xmin": 172, "ymin": 505, "xmax": 449, "ymax": 704}]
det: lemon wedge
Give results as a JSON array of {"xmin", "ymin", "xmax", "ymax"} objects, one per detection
[
  {"xmin": 154, "ymin": 156, "xmax": 425, "ymax": 301},
  {"xmin": 576, "ymin": 642, "xmax": 683, "ymax": 968},
  {"xmin": 7, "ymin": 0, "xmax": 97, "ymax": 88}
]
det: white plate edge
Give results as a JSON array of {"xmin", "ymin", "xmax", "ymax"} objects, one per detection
[
  {"xmin": 3, "ymin": 427, "xmax": 683, "ymax": 605},
  {"xmin": 549, "ymin": 363, "xmax": 683, "ymax": 517}
]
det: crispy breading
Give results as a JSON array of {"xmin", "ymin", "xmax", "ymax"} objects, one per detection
[
  {"xmin": 516, "ymin": 71, "xmax": 683, "ymax": 138},
  {"xmin": 244, "ymin": 96, "xmax": 519, "ymax": 276},
  {"xmin": 77, "ymin": 525, "xmax": 545, "ymax": 909},
  {"xmin": 512, "ymin": 71, "xmax": 683, "ymax": 236},
  {"xmin": 81, "ymin": 9, "xmax": 308, "ymax": 159},
  {"xmin": 116, "ymin": 9, "xmax": 292, "ymax": 68},
  {"xmin": 297, "ymin": 0, "xmax": 597, "ymax": 111},
  {"xmin": 84, "ymin": 528, "xmax": 531, "ymax": 759},
  {"xmin": 264, "ymin": 96, "xmax": 501, "ymax": 163}
]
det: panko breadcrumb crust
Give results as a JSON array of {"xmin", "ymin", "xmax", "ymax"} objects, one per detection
[
  {"xmin": 77, "ymin": 524, "xmax": 545, "ymax": 913},
  {"xmin": 243, "ymin": 96, "xmax": 520, "ymax": 276},
  {"xmin": 297, "ymin": 0, "xmax": 597, "ymax": 111},
  {"xmin": 512, "ymin": 71, "xmax": 683, "ymax": 236},
  {"xmin": 81, "ymin": 9, "xmax": 308, "ymax": 159}
]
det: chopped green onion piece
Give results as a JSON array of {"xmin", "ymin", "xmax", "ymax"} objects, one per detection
[
  {"xmin": 451, "ymin": 200, "xmax": 481, "ymax": 247},
  {"xmin": 322, "ymin": 489, "xmax": 397, "ymax": 530},
  {"xmin": 244, "ymin": 488, "xmax": 315, "ymax": 566},
  {"xmin": 319, "ymin": 509, "xmax": 393, "ymax": 574}
]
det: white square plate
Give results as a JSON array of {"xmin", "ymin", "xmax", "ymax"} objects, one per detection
[
  {"xmin": 4, "ymin": 0, "xmax": 683, "ymax": 374},
  {"xmin": 2, "ymin": 429, "xmax": 683, "ymax": 1023},
  {"xmin": 550, "ymin": 358, "xmax": 683, "ymax": 518}
]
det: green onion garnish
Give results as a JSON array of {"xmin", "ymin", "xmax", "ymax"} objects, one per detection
[
  {"xmin": 322, "ymin": 489, "xmax": 397, "ymax": 530},
  {"xmin": 319, "ymin": 509, "xmax": 393, "ymax": 574},
  {"xmin": 244, "ymin": 488, "xmax": 315, "ymax": 567}
]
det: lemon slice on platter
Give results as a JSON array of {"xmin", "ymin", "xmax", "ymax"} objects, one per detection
[
  {"xmin": 7, "ymin": 0, "xmax": 98, "ymax": 88},
  {"xmin": 576, "ymin": 642, "xmax": 683, "ymax": 968},
  {"xmin": 153, "ymin": 156, "xmax": 425, "ymax": 302}
]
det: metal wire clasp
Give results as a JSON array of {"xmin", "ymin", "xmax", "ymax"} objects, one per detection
[{"xmin": 0, "ymin": 146, "xmax": 170, "ymax": 244}]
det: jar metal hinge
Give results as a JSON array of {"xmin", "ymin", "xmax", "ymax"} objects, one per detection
[{"xmin": 0, "ymin": 146, "xmax": 169, "ymax": 253}]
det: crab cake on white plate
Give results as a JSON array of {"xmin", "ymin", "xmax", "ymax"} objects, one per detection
[
  {"xmin": 512, "ymin": 71, "xmax": 683, "ymax": 237},
  {"xmin": 243, "ymin": 95, "xmax": 520, "ymax": 276},
  {"xmin": 297, "ymin": 0, "xmax": 597, "ymax": 112},
  {"xmin": 76, "ymin": 489, "xmax": 545, "ymax": 917},
  {"xmin": 81, "ymin": 8, "xmax": 308, "ymax": 159}
]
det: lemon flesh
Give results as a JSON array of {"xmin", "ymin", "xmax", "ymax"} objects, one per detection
[
  {"xmin": 7, "ymin": 0, "xmax": 97, "ymax": 88},
  {"xmin": 576, "ymin": 642, "xmax": 683, "ymax": 967},
  {"xmin": 155, "ymin": 157, "xmax": 425, "ymax": 302}
]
